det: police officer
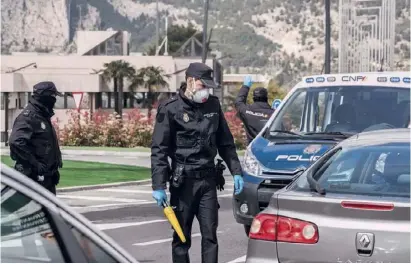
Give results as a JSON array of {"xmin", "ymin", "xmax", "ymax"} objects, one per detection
[
  {"xmin": 235, "ymin": 76, "xmax": 274, "ymax": 144},
  {"xmin": 9, "ymin": 81, "xmax": 63, "ymax": 195},
  {"xmin": 151, "ymin": 62, "xmax": 244, "ymax": 263}
]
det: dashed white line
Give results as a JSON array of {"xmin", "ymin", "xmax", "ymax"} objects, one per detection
[
  {"xmin": 97, "ymin": 189, "xmax": 170, "ymax": 194},
  {"xmin": 228, "ymin": 255, "xmax": 246, "ymax": 263},
  {"xmin": 58, "ymin": 195, "xmax": 146, "ymax": 203},
  {"xmin": 133, "ymin": 231, "xmax": 223, "ymax": 246},
  {"xmin": 95, "ymin": 219, "xmax": 168, "ymax": 230}
]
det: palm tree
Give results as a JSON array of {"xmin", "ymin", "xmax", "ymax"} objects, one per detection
[
  {"xmin": 129, "ymin": 66, "xmax": 169, "ymax": 119},
  {"xmin": 101, "ymin": 60, "xmax": 136, "ymax": 118}
]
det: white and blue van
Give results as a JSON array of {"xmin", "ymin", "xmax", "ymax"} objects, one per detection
[{"xmin": 233, "ymin": 72, "xmax": 411, "ymax": 234}]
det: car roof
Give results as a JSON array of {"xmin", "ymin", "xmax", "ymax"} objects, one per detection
[
  {"xmin": 339, "ymin": 128, "xmax": 410, "ymax": 148},
  {"xmin": 0, "ymin": 163, "xmax": 138, "ymax": 263}
]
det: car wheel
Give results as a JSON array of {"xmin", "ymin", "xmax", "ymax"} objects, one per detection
[{"xmin": 244, "ymin": 225, "xmax": 250, "ymax": 236}]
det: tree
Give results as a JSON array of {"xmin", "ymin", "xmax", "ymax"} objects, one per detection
[
  {"xmin": 129, "ymin": 66, "xmax": 169, "ymax": 119},
  {"xmin": 101, "ymin": 60, "xmax": 136, "ymax": 118},
  {"xmin": 144, "ymin": 23, "xmax": 203, "ymax": 56}
]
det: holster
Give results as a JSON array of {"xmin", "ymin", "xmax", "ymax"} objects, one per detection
[
  {"xmin": 215, "ymin": 159, "xmax": 226, "ymax": 191},
  {"xmin": 171, "ymin": 164, "xmax": 185, "ymax": 189}
]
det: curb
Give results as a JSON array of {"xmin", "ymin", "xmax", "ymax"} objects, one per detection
[
  {"xmin": 1, "ymin": 149, "xmax": 151, "ymax": 157},
  {"xmin": 57, "ymin": 179, "xmax": 151, "ymax": 193}
]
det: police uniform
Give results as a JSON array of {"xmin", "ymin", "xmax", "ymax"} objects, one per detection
[
  {"xmin": 151, "ymin": 63, "xmax": 243, "ymax": 263},
  {"xmin": 9, "ymin": 82, "xmax": 63, "ymax": 194},
  {"xmin": 235, "ymin": 85, "xmax": 274, "ymax": 144}
]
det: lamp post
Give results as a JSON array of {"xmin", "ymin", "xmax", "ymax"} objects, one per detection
[
  {"xmin": 324, "ymin": 0, "xmax": 331, "ymax": 74},
  {"xmin": 201, "ymin": 0, "xmax": 209, "ymax": 63}
]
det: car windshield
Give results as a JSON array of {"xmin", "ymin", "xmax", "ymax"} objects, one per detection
[
  {"xmin": 266, "ymin": 86, "xmax": 410, "ymax": 139},
  {"xmin": 291, "ymin": 142, "xmax": 410, "ymax": 198}
]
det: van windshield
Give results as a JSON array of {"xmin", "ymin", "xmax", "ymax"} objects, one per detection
[{"xmin": 267, "ymin": 86, "xmax": 410, "ymax": 139}]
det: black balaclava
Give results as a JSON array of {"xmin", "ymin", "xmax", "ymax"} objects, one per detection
[{"xmin": 34, "ymin": 94, "xmax": 57, "ymax": 110}]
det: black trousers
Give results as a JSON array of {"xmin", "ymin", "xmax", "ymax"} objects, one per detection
[{"xmin": 170, "ymin": 176, "xmax": 219, "ymax": 263}]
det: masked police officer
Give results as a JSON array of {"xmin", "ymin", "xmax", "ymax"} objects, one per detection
[
  {"xmin": 151, "ymin": 62, "xmax": 244, "ymax": 263},
  {"xmin": 9, "ymin": 81, "xmax": 63, "ymax": 195},
  {"xmin": 235, "ymin": 76, "xmax": 274, "ymax": 144}
]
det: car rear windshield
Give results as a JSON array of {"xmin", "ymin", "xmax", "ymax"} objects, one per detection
[{"xmin": 291, "ymin": 142, "xmax": 410, "ymax": 198}]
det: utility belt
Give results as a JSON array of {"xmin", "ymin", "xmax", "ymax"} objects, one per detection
[{"xmin": 170, "ymin": 160, "xmax": 226, "ymax": 191}]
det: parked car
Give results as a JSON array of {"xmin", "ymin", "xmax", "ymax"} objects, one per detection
[
  {"xmin": 1, "ymin": 164, "xmax": 137, "ymax": 263},
  {"xmin": 246, "ymin": 128, "xmax": 410, "ymax": 263},
  {"xmin": 233, "ymin": 71, "xmax": 411, "ymax": 235}
]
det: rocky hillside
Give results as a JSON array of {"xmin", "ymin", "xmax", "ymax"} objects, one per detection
[{"xmin": 2, "ymin": 0, "xmax": 410, "ymax": 78}]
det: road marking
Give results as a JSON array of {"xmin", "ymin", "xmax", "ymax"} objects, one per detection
[
  {"xmin": 218, "ymin": 193, "xmax": 233, "ymax": 197},
  {"xmin": 97, "ymin": 189, "xmax": 170, "ymax": 194},
  {"xmin": 95, "ymin": 219, "xmax": 167, "ymax": 230},
  {"xmin": 133, "ymin": 231, "xmax": 223, "ymax": 246},
  {"xmin": 228, "ymin": 255, "xmax": 246, "ymax": 263},
  {"xmin": 1, "ymin": 239, "xmax": 43, "ymax": 247},
  {"xmin": 57, "ymin": 195, "xmax": 146, "ymax": 203}
]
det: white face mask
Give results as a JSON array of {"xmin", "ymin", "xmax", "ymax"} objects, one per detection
[{"xmin": 192, "ymin": 88, "xmax": 210, "ymax": 103}]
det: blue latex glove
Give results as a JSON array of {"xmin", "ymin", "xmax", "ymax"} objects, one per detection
[
  {"xmin": 243, "ymin": 75, "xmax": 253, "ymax": 87},
  {"xmin": 152, "ymin": 190, "xmax": 167, "ymax": 207},
  {"xmin": 234, "ymin": 175, "xmax": 244, "ymax": 195}
]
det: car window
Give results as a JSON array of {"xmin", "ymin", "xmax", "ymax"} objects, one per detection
[
  {"xmin": 1, "ymin": 186, "xmax": 65, "ymax": 263},
  {"xmin": 69, "ymin": 226, "xmax": 117, "ymax": 263},
  {"xmin": 292, "ymin": 143, "xmax": 410, "ymax": 198}
]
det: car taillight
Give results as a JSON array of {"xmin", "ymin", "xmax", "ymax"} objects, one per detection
[
  {"xmin": 249, "ymin": 213, "xmax": 319, "ymax": 244},
  {"xmin": 341, "ymin": 201, "xmax": 394, "ymax": 211}
]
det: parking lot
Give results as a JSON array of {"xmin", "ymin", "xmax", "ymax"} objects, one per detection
[{"xmin": 57, "ymin": 178, "xmax": 247, "ymax": 263}]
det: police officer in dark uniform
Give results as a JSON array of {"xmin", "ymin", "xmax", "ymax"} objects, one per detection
[
  {"xmin": 9, "ymin": 81, "xmax": 63, "ymax": 195},
  {"xmin": 235, "ymin": 76, "xmax": 274, "ymax": 144},
  {"xmin": 151, "ymin": 62, "xmax": 244, "ymax": 263}
]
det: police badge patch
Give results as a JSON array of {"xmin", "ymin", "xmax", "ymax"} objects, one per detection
[
  {"xmin": 303, "ymin": 144, "xmax": 322, "ymax": 154},
  {"xmin": 40, "ymin": 122, "xmax": 46, "ymax": 130},
  {"xmin": 183, "ymin": 113, "xmax": 189, "ymax": 122}
]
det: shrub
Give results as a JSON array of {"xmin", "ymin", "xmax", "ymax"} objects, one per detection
[
  {"xmin": 224, "ymin": 111, "xmax": 247, "ymax": 150},
  {"xmin": 54, "ymin": 109, "xmax": 248, "ymax": 150}
]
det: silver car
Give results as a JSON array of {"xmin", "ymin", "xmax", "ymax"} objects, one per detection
[
  {"xmin": 246, "ymin": 128, "xmax": 410, "ymax": 263},
  {"xmin": 1, "ymin": 164, "xmax": 137, "ymax": 263}
]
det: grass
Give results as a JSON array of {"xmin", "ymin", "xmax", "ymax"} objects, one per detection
[{"xmin": 1, "ymin": 156, "xmax": 151, "ymax": 187}]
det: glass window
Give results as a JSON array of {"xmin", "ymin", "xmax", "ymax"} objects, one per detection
[
  {"xmin": 266, "ymin": 86, "xmax": 410, "ymax": 139},
  {"xmin": 269, "ymin": 90, "xmax": 307, "ymax": 134},
  {"xmin": 1, "ymin": 186, "xmax": 65, "ymax": 263},
  {"xmin": 69, "ymin": 227, "xmax": 116, "ymax": 263},
  {"xmin": 292, "ymin": 143, "xmax": 410, "ymax": 198},
  {"xmin": 54, "ymin": 94, "xmax": 65, "ymax": 109}
]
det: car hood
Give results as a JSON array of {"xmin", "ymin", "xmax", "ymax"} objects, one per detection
[{"xmin": 250, "ymin": 136, "xmax": 336, "ymax": 172}]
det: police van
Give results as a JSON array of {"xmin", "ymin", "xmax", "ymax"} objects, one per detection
[{"xmin": 233, "ymin": 72, "xmax": 411, "ymax": 235}]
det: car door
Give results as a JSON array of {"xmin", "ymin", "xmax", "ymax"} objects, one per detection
[{"xmin": 1, "ymin": 170, "xmax": 135, "ymax": 263}]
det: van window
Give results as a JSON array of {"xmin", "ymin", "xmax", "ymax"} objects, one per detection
[{"xmin": 267, "ymin": 86, "xmax": 410, "ymax": 138}]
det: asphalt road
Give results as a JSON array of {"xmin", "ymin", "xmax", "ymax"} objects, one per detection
[{"xmin": 58, "ymin": 178, "xmax": 248, "ymax": 263}]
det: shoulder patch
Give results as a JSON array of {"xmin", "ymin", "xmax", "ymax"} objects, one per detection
[{"xmin": 22, "ymin": 110, "xmax": 31, "ymax": 117}]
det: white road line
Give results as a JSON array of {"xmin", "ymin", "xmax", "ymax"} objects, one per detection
[
  {"xmin": 57, "ymin": 195, "xmax": 146, "ymax": 203},
  {"xmin": 228, "ymin": 255, "xmax": 246, "ymax": 263},
  {"xmin": 218, "ymin": 193, "xmax": 233, "ymax": 198},
  {"xmin": 95, "ymin": 219, "xmax": 167, "ymax": 230},
  {"xmin": 97, "ymin": 189, "xmax": 170, "ymax": 194},
  {"xmin": 133, "ymin": 231, "xmax": 222, "ymax": 246}
]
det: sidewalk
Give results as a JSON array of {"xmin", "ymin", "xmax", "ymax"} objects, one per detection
[{"xmin": 1, "ymin": 148, "xmax": 151, "ymax": 157}]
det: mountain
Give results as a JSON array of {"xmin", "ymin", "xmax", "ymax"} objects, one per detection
[{"xmin": 2, "ymin": 0, "xmax": 410, "ymax": 80}]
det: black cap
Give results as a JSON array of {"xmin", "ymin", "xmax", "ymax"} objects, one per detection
[
  {"xmin": 185, "ymin": 62, "xmax": 217, "ymax": 88},
  {"xmin": 253, "ymin": 87, "xmax": 268, "ymax": 99},
  {"xmin": 33, "ymin": 81, "xmax": 63, "ymax": 97}
]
